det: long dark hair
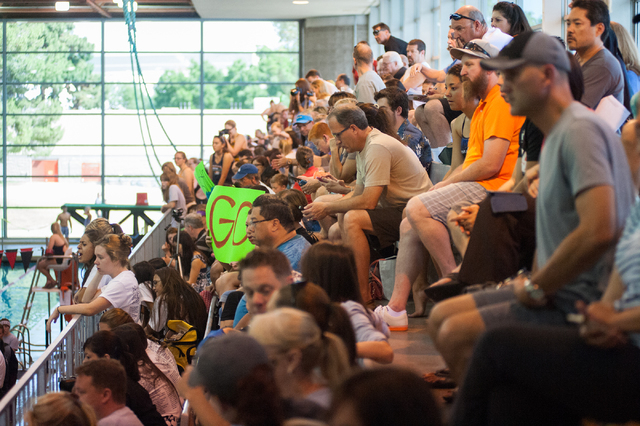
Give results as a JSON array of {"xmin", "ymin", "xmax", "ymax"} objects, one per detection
[
  {"xmin": 289, "ymin": 78, "xmax": 312, "ymax": 115},
  {"xmin": 83, "ymin": 330, "xmax": 140, "ymax": 381},
  {"xmin": 358, "ymin": 103, "xmax": 402, "ymax": 142},
  {"xmin": 155, "ymin": 267, "xmax": 207, "ymax": 340},
  {"xmin": 112, "ymin": 323, "xmax": 179, "ymax": 399},
  {"xmin": 301, "ymin": 242, "xmax": 363, "ymax": 304},
  {"xmin": 493, "ymin": 2, "xmax": 532, "ymax": 36}
]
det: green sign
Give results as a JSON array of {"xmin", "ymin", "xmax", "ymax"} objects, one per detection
[
  {"xmin": 195, "ymin": 161, "xmax": 215, "ymax": 197},
  {"xmin": 206, "ymin": 185, "xmax": 263, "ymax": 263}
]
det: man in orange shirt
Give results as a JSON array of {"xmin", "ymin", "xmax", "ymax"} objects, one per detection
[{"xmin": 376, "ymin": 39, "xmax": 524, "ymax": 331}]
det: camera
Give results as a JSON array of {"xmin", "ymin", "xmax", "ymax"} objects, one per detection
[
  {"xmin": 218, "ymin": 128, "xmax": 230, "ymax": 137},
  {"xmin": 291, "ymin": 88, "xmax": 300, "ymax": 96},
  {"xmin": 172, "ymin": 208, "xmax": 184, "ymax": 221}
]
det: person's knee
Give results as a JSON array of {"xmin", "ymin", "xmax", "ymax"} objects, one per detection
[
  {"xmin": 405, "ymin": 196, "xmax": 430, "ymax": 224},
  {"xmin": 342, "ymin": 210, "xmax": 365, "ymax": 234},
  {"xmin": 424, "ymin": 99, "xmax": 445, "ymax": 117},
  {"xmin": 399, "ymin": 217, "xmax": 413, "ymax": 235}
]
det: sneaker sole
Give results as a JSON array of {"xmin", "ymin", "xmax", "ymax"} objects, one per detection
[{"xmin": 388, "ymin": 324, "xmax": 408, "ymax": 331}]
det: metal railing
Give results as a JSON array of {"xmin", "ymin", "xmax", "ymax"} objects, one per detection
[
  {"xmin": 0, "ymin": 314, "xmax": 99, "ymax": 426},
  {"xmin": 0, "ymin": 210, "xmax": 172, "ymax": 426}
]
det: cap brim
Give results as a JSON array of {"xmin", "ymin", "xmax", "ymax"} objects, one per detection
[
  {"xmin": 480, "ymin": 57, "xmax": 528, "ymax": 71},
  {"xmin": 232, "ymin": 172, "xmax": 245, "ymax": 180},
  {"xmin": 450, "ymin": 47, "xmax": 487, "ymax": 61}
]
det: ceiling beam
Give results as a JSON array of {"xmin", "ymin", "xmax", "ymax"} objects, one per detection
[{"xmin": 86, "ymin": 0, "xmax": 111, "ymax": 18}]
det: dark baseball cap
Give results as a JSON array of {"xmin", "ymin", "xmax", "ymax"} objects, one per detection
[{"xmin": 480, "ymin": 31, "xmax": 570, "ymax": 73}]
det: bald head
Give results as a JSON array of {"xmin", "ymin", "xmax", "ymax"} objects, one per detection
[
  {"xmin": 452, "ymin": 5, "xmax": 487, "ymax": 46},
  {"xmin": 353, "ymin": 42, "xmax": 373, "ymax": 66}
]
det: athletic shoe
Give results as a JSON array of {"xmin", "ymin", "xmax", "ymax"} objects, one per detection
[{"xmin": 374, "ymin": 305, "xmax": 408, "ymax": 331}]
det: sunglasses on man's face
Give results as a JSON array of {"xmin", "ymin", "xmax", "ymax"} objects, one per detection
[
  {"xmin": 450, "ymin": 13, "xmax": 476, "ymax": 22},
  {"xmin": 373, "ymin": 29, "xmax": 381, "ymax": 36}
]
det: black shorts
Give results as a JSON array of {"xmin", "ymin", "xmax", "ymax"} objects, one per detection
[
  {"xmin": 220, "ymin": 290, "xmax": 244, "ymax": 322},
  {"xmin": 366, "ymin": 205, "xmax": 405, "ymax": 249},
  {"xmin": 439, "ymin": 98, "xmax": 462, "ymax": 124}
]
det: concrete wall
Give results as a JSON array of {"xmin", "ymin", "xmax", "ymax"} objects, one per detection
[{"xmin": 302, "ymin": 15, "xmax": 369, "ymax": 89}]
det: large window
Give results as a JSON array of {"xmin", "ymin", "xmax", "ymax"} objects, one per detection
[{"xmin": 1, "ymin": 19, "xmax": 300, "ymax": 238}]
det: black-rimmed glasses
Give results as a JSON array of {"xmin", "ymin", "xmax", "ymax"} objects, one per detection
[
  {"xmin": 247, "ymin": 219, "xmax": 272, "ymax": 229},
  {"xmin": 450, "ymin": 13, "xmax": 476, "ymax": 22},
  {"xmin": 333, "ymin": 125, "xmax": 352, "ymax": 141}
]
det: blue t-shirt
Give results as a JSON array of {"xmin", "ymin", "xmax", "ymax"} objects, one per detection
[{"xmin": 277, "ymin": 234, "xmax": 311, "ymax": 273}]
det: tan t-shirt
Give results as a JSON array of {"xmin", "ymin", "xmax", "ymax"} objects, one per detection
[{"xmin": 356, "ymin": 128, "xmax": 432, "ymax": 208}]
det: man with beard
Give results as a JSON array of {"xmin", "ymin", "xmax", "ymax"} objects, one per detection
[{"xmin": 375, "ymin": 39, "xmax": 524, "ymax": 331}]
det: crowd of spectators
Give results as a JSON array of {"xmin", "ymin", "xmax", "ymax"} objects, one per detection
[{"xmin": 22, "ymin": 1, "xmax": 640, "ymax": 425}]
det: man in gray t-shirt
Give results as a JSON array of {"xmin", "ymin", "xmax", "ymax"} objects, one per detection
[
  {"xmin": 567, "ymin": 1, "xmax": 624, "ymax": 109},
  {"xmin": 426, "ymin": 32, "xmax": 635, "ymax": 383},
  {"xmin": 353, "ymin": 42, "xmax": 386, "ymax": 104}
]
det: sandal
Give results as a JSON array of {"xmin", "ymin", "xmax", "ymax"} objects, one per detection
[
  {"xmin": 424, "ymin": 273, "xmax": 465, "ymax": 302},
  {"xmin": 423, "ymin": 372, "xmax": 457, "ymax": 389},
  {"xmin": 44, "ymin": 280, "xmax": 57, "ymax": 289}
]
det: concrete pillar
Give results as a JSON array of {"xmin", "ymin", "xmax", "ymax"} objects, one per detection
[{"xmin": 302, "ymin": 15, "xmax": 369, "ymax": 87}]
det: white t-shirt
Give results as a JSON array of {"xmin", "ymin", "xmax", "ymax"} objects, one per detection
[
  {"xmin": 98, "ymin": 406, "xmax": 143, "ymax": 426},
  {"xmin": 482, "ymin": 27, "xmax": 513, "ymax": 51},
  {"xmin": 84, "ymin": 264, "xmax": 112, "ymax": 291},
  {"xmin": 402, "ymin": 62, "xmax": 431, "ymax": 107},
  {"xmin": 99, "ymin": 270, "xmax": 141, "ymax": 323},
  {"xmin": 2, "ymin": 333, "xmax": 19, "ymax": 352},
  {"xmin": 168, "ymin": 184, "xmax": 186, "ymax": 228}
]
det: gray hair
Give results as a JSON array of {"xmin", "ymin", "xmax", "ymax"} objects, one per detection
[
  {"xmin": 184, "ymin": 213, "xmax": 204, "ymax": 229},
  {"xmin": 382, "ymin": 51, "xmax": 402, "ymax": 67},
  {"xmin": 328, "ymin": 103, "xmax": 369, "ymax": 131},
  {"xmin": 469, "ymin": 8, "xmax": 487, "ymax": 27}
]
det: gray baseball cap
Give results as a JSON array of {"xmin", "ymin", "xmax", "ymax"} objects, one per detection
[
  {"xmin": 450, "ymin": 39, "xmax": 499, "ymax": 60},
  {"xmin": 480, "ymin": 31, "xmax": 571, "ymax": 73},
  {"xmin": 188, "ymin": 333, "xmax": 269, "ymax": 397}
]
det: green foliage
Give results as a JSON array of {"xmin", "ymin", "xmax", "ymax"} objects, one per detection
[
  {"xmin": 5, "ymin": 22, "xmax": 100, "ymax": 158},
  {"xmin": 152, "ymin": 22, "xmax": 299, "ymax": 110}
]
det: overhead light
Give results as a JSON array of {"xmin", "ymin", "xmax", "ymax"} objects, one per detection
[
  {"xmin": 55, "ymin": 1, "xmax": 70, "ymax": 11},
  {"xmin": 292, "ymin": 0, "xmax": 309, "ymax": 4}
]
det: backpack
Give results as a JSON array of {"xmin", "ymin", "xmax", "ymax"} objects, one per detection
[
  {"xmin": 163, "ymin": 320, "xmax": 198, "ymax": 374},
  {"xmin": 0, "ymin": 341, "xmax": 18, "ymax": 398}
]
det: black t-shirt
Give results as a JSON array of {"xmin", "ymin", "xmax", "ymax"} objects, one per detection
[
  {"xmin": 519, "ymin": 118, "xmax": 544, "ymax": 163},
  {"xmin": 384, "ymin": 36, "xmax": 408, "ymax": 56},
  {"xmin": 393, "ymin": 67, "xmax": 407, "ymax": 80}
]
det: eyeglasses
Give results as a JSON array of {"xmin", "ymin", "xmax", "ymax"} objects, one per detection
[
  {"xmin": 450, "ymin": 13, "xmax": 476, "ymax": 22},
  {"xmin": 373, "ymin": 29, "xmax": 380, "ymax": 35},
  {"xmin": 333, "ymin": 125, "xmax": 352, "ymax": 141},
  {"xmin": 464, "ymin": 41, "xmax": 490, "ymax": 58},
  {"xmin": 247, "ymin": 218, "xmax": 272, "ymax": 229}
]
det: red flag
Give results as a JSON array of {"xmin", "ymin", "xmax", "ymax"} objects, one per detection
[
  {"xmin": 21, "ymin": 248, "xmax": 33, "ymax": 272},
  {"xmin": 5, "ymin": 249, "xmax": 17, "ymax": 270}
]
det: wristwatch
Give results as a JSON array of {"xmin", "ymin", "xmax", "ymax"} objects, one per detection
[{"xmin": 523, "ymin": 278, "xmax": 545, "ymax": 302}]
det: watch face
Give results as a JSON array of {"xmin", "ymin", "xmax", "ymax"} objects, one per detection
[{"xmin": 526, "ymin": 284, "xmax": 545, "ymax": 301}]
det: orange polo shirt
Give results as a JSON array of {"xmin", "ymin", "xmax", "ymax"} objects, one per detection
[{"xmin": 462, "ymin": 84, "xmax": 525, "ymax": 191}]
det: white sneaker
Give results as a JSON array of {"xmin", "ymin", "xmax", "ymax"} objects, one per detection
[{"xmin": 374, "ymin": 305, "xmax": 408, "ymax": 331}]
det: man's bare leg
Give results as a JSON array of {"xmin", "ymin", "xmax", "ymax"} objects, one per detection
[
  {"xmin": 341, "ymin": 210, "xmax": 375, "ymax": 305},
  {"xmin": 436, "ymin": 308, "xmax": 486, "ymax": 383},
  {"xmin": 410, "ymin": 268, "xmax": 430, "ymax": 317},
  {"xmin": 427, "ymin": 293, "xmax": 478, "ymax": 344},
  {"xmin": 415, "ymin": 100, "xmax": 451, "ymax": 149},
  {"xmin": 405, "ymin": 197, "xmax": 457, "ymax": 277},
  {"xmin": 386, "ymin": 218, "xmax": 425, "ymax": 313}
]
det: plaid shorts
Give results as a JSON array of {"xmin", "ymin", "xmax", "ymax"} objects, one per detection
[{"xmin": 417, "ymin": 181, "xmax": 487, "ymax": 225}]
